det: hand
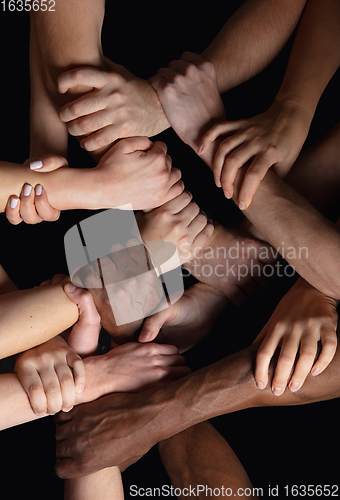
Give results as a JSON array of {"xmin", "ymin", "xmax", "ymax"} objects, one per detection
[
  {"xmin": 93, "ymin": 136, "xmax": 184, "ymax": 210},
  {"xmin": 14, "ymin": 335, "xmax": 85, "ymax": 416},
  {"xmin": 75, "ymin": 239, "xmax": 164, "ymax": 343},
  {"xmin": 85, "ymin": 342, "xmax": 189, "ymax": 394},
  {"xmin": 150, "ymin": 52, "xmax": 225, "ymax": 153},
  {"xmin": 58, "ymin": 59, "xmax": 170, "ymax": 152},
  {"xmin": 55, "ymin": 391, "xmax": 162, "ymax": 477},
  {"xmin": 40, "ymin": 274, "xmax": 101, "ymax": 357},
  {"xmin": 136, "ymin": 190, "xmax": 214, "ymax": 269},
  {"xmin": 139, "ymin": 283, "xmax": 228, "ymax": 352},
  {"xmin": 5, "ymin": 155, "xmax": 67, "ymax": 225},
  {"xmin": 199, "ymin": 97, "xmax": 313, "ymax": 208},
  {"xmin": 254, "ymin": 278, "xmax": 338, "ymax": 395}
]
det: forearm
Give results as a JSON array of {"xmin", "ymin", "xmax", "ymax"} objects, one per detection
[
  {"xmin": 202, "ymin": 0, "xmax": 306, "ymax": 93},
  {"xmin": 0, "ymin": 161, "xmax": 103, "ymax": 212},
  {"xmin": 0, "ymin": 283, "xmax": 79, "ymax": 358},
  {"xmin": 238, "ymin": 170, "xmax": 340, "ymax": 299},
  {"xmin": 30, "ymin": 0, "xmax": 105, "ymax": 107},
  {"xmin": 158, "ymin": 422, "xmax": 253, "ymax": 498},
  {"xmin": 147, "ymin": 341, "xmax": 340, "ymax": 446},
  {"xmin": 29, "ymin": 16, "xmax": 68, "ymax": 158},
  {"xmin": 275, "ymin": 0, "xmax": 340, "ymax": 115},
  {"xmin": 0, "ymin": 266, "xmax": 18, "ymax": 295}
]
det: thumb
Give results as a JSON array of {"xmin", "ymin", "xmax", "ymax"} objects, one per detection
[
  {"xmin": 29, "ymin": 154, "xmax": 69, "ymax": 172},
  {"xmin": 139, "ymin": 307, "xmax": 172, "ymax": 343}
]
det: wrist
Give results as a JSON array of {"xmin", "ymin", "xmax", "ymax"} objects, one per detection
[{"xmin": 273, "ymin": 93, "xmax": 316, "ymax": 124}]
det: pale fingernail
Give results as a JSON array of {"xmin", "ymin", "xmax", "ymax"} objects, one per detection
[
  {"xmin": 10, "ymin": 197, "xmax": 18, "ymax": 209},
  {"xmin": 289, "ymin": 382, "xmax": 299, "ymax": 392},
  {"xmin": 224, "ymin": 191, "xmax": 231, "ymax": 199},
  {"xmin": 35, "ymin": 184, "xmax": 43, "ymax": 196},
  {"xmin": 63, "ymin": 406, "xmax": 74, "ymax": 412},
  {"xmin": 311, "ymin": 367, "xmax": 320, "ymax": 376},
  {"xmin": 23, "ymin": 184, "xmax": 32, "ymax": 196},
  {"xmin": 273, "ymin": 387, "xmax": 283, "ymax": 396},
  {"xmin": 256, "ymin": 381, "xmax": 265, "ymax": 389},
  {"xmin": 64, "ymin": 283, "xmax": 76, "ymax": 293},
  {"xmin": 139, "ymin": 332, "xmax": 152, "ymax": 341},
  {"xmin": 30, "ymin": 160, "xmax": 43, "ymax": 170},
  {"xmin": 76, "ymin": 384, "xmax": 84, "ymax": 394},
  {"xmin": 198, "ymin": 144, "xmax": 204, "ymax": 154},
  {"xmin": 239, "ymin": 200, "xmax": 246, "ymax": 210},
  {"xmin": 215, "ymin": 177, "xmax": 221, "ymax": 188}
]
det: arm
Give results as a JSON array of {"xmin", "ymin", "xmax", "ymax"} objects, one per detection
[
  {"xmin": 55, "ymin": 336, "xmax": 340, "ymax": 477},
  {"xmin": 0, "ymin": 137, "xmax": 183, "ymax": 213},
  {"xmin": 236, "ymin": 170, "xmax": 340, "ymax": 299},
  {"xmin": 0, "ymin": 281, "xmax": 78, "ymax": 358},
  {"xmin": 202, "ymin": 0, "xmax": 307, "ymax": 92}
]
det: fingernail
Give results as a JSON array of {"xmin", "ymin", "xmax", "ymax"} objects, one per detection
[
  {"xmin": 9, "ymin": 197, "xmax": 18, "ymax": 209},
  {"xmin": 198, "ymin": 144, "xmax": 204, "ymax": 154},
  {"xmin": 273, "ymin": 387, "xmax": 283, "ymax": 396},
  {"xmin": 289, "ymin": 382, "xmax": 299, "ymax": 392},
  {"xmin": 23, "ymin": 184, "xmax": 32, "ymax": 196},
  {"xmin": 139, "ymin": 332, "xmax": 152, "ymax": 342},
  {"xmin": 64, "ymin": 283, "xmax": 76, "ymax": 293},
  {"xmin": 215, "ymin": 177, "xmax": 221, "ymax": 188},
  {"xmin": 76, "ymin": 384, "xmax": 84, "ymax": 394},
  {"xmin": 30, "ymin": 160, "xmax": 43, "ymax": 170},
  {"xmin": 35, "ymin": 184, "xmax": 43, "ymax": 196},
  {"xmin": 63, "ymin": 407, "xmax": 73, "ymax": 412},
  {"xmin": 224, "ymin": 191, "xmax": 231, "ymax": 199},
  {"xmin": 238, "ymin": 200, "xmax": 246, "ymax": 210},
  {"xmin": 256, "ymin": 381, "xmax": 265, "ymax": 390},
  {"xmin": 311, "ymin": 367, "xmax": 320, "ymax": 376}
]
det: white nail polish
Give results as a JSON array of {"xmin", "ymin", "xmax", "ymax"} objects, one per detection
[
  {"xmin": 23, "ymin": 184, "xmax": 32, "ymax": 196},
  {"xmin": 35, "ymin": 184, "xmax": 43, "ymax": 196},
  {"xmin": 30, "ymin": 160, "xmax": 43, "ymax": 170},
  {"xmin": 10, "ymin": 197, "xmax": 18, "ymax": 209}
]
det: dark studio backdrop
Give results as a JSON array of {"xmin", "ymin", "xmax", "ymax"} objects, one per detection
[{"xmin": 0, "ymin": 1, "xmax": 340, "ymax": 498}]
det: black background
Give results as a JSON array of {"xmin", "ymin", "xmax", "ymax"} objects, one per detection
[{"xmin": 0, "ymin": 1, "xmax": 340, "ymax": 498}]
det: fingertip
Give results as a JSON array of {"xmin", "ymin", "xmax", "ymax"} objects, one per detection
[
  {"xmin": 256, "ymin": 380, "xmax": 265, "ymax": 390},
  {"xmin": 238, "ymin": 200, "xmax": 246, "ymax": 210},
  {"xmin": 30, "ymin": 160, "xmax": 43, "ymax": 170},
  {"xmin": 9, "ymin": 196, "xmax": 19, "ymax": 209},
  {"xmin": 64, "ymin": 283, "xmax": 76, "ymax": 294}
]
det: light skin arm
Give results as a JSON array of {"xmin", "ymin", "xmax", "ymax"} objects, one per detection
[
  {"xmin": 202, "ymin": 0, "xmax": 307, "ymax": 93},
  {"xmin": 0, "ymin": 281, "xmax": 79, "ymax": 359}
]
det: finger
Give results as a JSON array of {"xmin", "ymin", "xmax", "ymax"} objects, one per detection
[
  {"xmin": 156, "ymin": 66, "xmax": 179, "ymax": 84},
  {"xmin": 139, "ymin": 310, "xmax": 174, "ymax": 342},
  {"xmin": 64, "ymin": 284, "xmax": 100, "ymax": 327},
  {"xmin": 213, "ymin": 134, "xmax": 246, "ymax": 194},
  {"xmin": 271, "ymin": 333, "xmax": 301, "ymax": 396},
  {"xmin": 78, "ymin": 262, "xmax": 103, "ymax": 290},
  {"xmin": 124, "ymin": 239, "xmax": 149, "ymax": 269},
  {"xmin": 155, "ymin": 190, "xmax": 193, "ymax": 215},
  {"xmin": 55, "ymin": 458, "xmax": 79, "ymax": 480},
  {"xmin": 80, "ymin": 124, "xmax": 117, "ymax": 151},
  {"xmin": 162, "ymin": 179, "xmax": 185, "ymax": 205},
  {"xmin": 220, "ymin": 140, "xmax": 260, "ymax": 199},
  {"xmin": 34, "ymin": 185, "xmax": 60, "ymax": 221},
  {"xmin": 19, "ymin": 184, "xmax": 42, "ymax": 224},
  {"xmin": 200, "ymin": 121, "xmax": 242, "ymax": 154},
  {"xmin": 237, "ymin": 153, "xmax": 274, "ymax": 210},
  {"xmin": 29, "ymin": 155, "xmax": 68, "ymax": 172},
  {"xmin": 181, "ymin": 51, "xmax": 205, "ymax": 64},
  {"xmin": 58, "ymin": 67, "xmax": 108, "ymax": 95},
  {"xmin": 5, "ymin": 196, "xmax": 22, "ymax": 225},
  {"xmin": 168, "ymin": 59, "xmax": 191, "ymax": 75},
  {"xmin": 38, "ymin": 366, "xmax": 63, "ymax": 414},
  {"xmin": 158, "ymin": 353, "xmax": 186, "ymax": 367},
  {"xmin": 310, "ymin": 327, "xmax": 337, "ymax": 377},
  {"xmin": 254, "ymin": 325, "xmax": 283, "ymax": 389},
  {"xmin": 51, "ymin": 274, "xmax": 68, "ymax": 285},
  {"xmin": 16, "ymin": 366, "xmax": 47, "ymax": 416},
  {"xmin": 67, "ymin": 353, "xmax": 86, "ymax": 395},
  {"xmin": 113, "ymin": 136, "xmax": 154, "ymax": 155},
  {"xmin": 186, "ymin": 212, "xmax": 209, "ymax": 242},
  {"xmin": 237, "ymin": 275, "xmax": 261, "ymax": 297},
  {"xmin": 288, "ymin": 333, "xmax": 319, "ymax": 393},
  {"xmin": 67, "ymin": 109, "xmax": 110, "ymax": 137},
  {"xmin": 178, "ymin": 200, "xmax": 200, "ymax": 224},
  {"xmin": 191, "ymin": 219, "xmax": 215, "ymax": 249},
  {"xmin": 54, "ymin": 363, "xmax": 78, "ymax": 412}
]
